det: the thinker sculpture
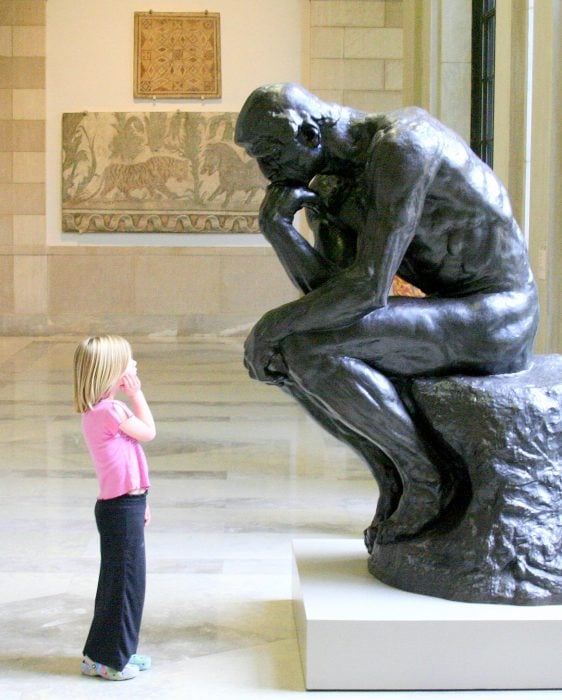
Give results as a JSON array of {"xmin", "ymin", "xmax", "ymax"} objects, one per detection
[{"xmin": 235, "ymin": 84, "xmax": 562, "ymax": 604}]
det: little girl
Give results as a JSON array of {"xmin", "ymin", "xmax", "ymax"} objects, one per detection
[{"xmin": 73, "ymin": 335, "xmax": 156, "ymax": 681}]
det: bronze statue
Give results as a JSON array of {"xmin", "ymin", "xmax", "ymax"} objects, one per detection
[{"xmin": 235, "ymin": 83, "xmax": 539, "ymax": 552}]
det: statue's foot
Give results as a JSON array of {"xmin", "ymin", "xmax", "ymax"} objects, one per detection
[
  {"xmin": 375, "ymin": 479, "xmax": 447, "ymax": 545},
  {"xmin": 376, "ymin": 513, "xmax": 436, "ymax": 544},
  {"xmin": 364, "ymin": 479, "xmax": 402, "ymax": 553},
  {"xmin": 364, "ymin": 497, "xmax": 398, "ymax": 553},
  {"xmin": 363, "ymin": 523, "xmax": 379, "ymax": 554}
]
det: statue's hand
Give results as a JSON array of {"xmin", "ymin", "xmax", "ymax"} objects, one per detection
[
  {"xmin": 260, "ymin": 183, "xmax": 324, "ymax": 227},
  {"xmin": 244, "ymin": 313, "xmax": 287, "ymax": 385}
]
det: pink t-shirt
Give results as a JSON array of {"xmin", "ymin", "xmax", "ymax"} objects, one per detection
[{"xmin": 82, "ymin": 398, "xmax": 150, "ymax": 500}]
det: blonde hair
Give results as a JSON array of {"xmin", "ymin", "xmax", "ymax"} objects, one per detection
[{"xmin": 73, "ymin": 335, "xmax": 132, "ymax": 413}]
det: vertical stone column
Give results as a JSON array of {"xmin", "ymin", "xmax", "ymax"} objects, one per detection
[{"xmin": 0, "ymin": 0, "xmax": 47, "ymax": 332}]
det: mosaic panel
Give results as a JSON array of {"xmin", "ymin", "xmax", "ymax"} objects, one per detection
[
  {"xmin": 134, "ymin": 12, "xmax": 221, "ymax": 99},
  {"xmin": 61, "ymin": 111, "xmax": 266, "ymax": 234}
]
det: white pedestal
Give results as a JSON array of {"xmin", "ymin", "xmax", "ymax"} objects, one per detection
[{"xmin": 292, "ymin": 538, "xmax": 562, "ymax": 690}]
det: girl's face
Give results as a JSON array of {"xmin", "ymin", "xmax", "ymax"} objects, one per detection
[
  {"xmin": 113, "ymin": 357, "xmax": 137, "ymax": 392},
  {"xmin": 124, "ymin": 357, "xmax": 138, "ymax": 377},
  {"xmin": 110, "ymin": 357, "xmax": 137, "ymax": 397}
]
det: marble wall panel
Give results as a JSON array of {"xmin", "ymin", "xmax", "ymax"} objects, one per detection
[
  {"xmin": 311, "ymin": 89, "xmax": 344, "ymax": 104},
  {"xmin": 343, "ymin": 89, "xmax": 402, "ymax": 113},
  {"xmin": 311, "ymin": 1, "xmax": 385, "ymax": 28},
  {"xmin": 0, "ymin": 56, "xmax": 12, "ymax": 87},
  {"xmin": 0, "ymin": 152, "xmax": 11, "ymax": 182},
  {"xmin": 219, "ymin": 255, "xmax": 297, "ymax": 315},
  {"xmin": 0, "ymin": 89, "xmax": 11, "ymax": 118},
  {"xmin": 344, "ymin": 28, "xmax": 403, "ymax": 60},
  {"xmin": 0, "ymin": 183, "xmax": 14, "ymax": 214},
  {"xmin": 12, "ymin": 182, "xmax": 43, "ymax": 214},
  {"xmin": 12, "ymin": 151, "xmax": 44, "ymax": 183},
  {"xmin": 14, "ymin": 254, "xmax": 46, "ymax": 314},
  {"xmin": 13, "ymin": 214, "xmax": 45, "ymax": 244},
  {"xmin": 11, "ymin": 57, "xmax": 44, "ymax": 88},
  {"xmin": 343, "ymin": 59, "xmax": 385, "ymax": 91},
  {"xmin": 0, "ymin": 255, "xmax": 14, "ymax": 311},
  {"xmin": 11, "ymin": 120, "xmax": 44, "ymax": 151},
  {"xmin": 309, "ymin": 0, "xmax": 403, "ymax": 114},
  {"xmin": 441, "ymin": 0, "xmax": 471, "ymax": 63},
  {"xmin": 385, "ymin": 1, "xmax": 403, "ymax": 28},
  {"xmin": 0, "ymin": 119, "xmax": 13, "ymax": 153},
  {"xmin": 0, "ymin": 214, "xmax": 13, "ymax": 244},
  {"xmin": 385, "ymin": 59, "xmax": 403, "ymax": 91},
  {"xmin": 310, "ymin": 58, "xmax": 344, "ymax": 90},
  {"xmin": 134, "ymin": 255, "xmax": 222, "ymax": 315},
  {"xmin": 39, "ymin": 248, "xmax": 297, "ymax": 335},
  {"xmin": 12, "ymin": 26, "xmax": 45, "ymax": 56},
  {"xmin": 12, "ymin": 89, "xmax": 45, "ymax": 119},
  {"xmin": 10, "ymin": 1, "xmax": 45, "ymax": 26},
  {"xmin": 0, "ymin": 119, "xmax": 11, "ymax": 149},
  {"xmin": 310, "ymin": 27, "xmax": 344, "ymax": 58},
  {"xmin": 0, "ymin": 2, "xmax": 13, "ymax": 24},
  {"xmin": 440, "ymin": 62, "xmax": 471, "ymax": 143},
  {"xmin": 0, "ymin": 27, "xmax": 11, "ymax": 56},
  {"xmin": 48, "ymin": 255, "xmax": 135, "ymax": 315}
]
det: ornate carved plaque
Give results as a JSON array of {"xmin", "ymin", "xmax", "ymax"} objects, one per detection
[
  {"xmin": 61, "ymin": 112, "xmax": 266, "ymax": 233},
  {"xmin": 134, "ymin": 12, "xmax": 221, "ymax": 99}
]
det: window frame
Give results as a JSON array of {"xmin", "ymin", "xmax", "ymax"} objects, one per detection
[{"xmin": 471, "ymin": 0, "xmax": 496, "ymax": 166}]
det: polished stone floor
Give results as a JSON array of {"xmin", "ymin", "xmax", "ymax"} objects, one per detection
[{"xmin": 0, "ymin": 336, "xmax": 561, "ymax": 700}]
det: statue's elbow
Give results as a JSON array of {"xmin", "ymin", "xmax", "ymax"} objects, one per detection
[
  {"xmin": 348, "ymin": 267, "xmax": 386, "ymax": 310},
  {"xmin": 372, "ymin": 290, "xmax": 388, "ymax": 309}
]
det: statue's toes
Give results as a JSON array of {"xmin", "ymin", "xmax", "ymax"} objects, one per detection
[
  {"xmin": 374, "ymin": 496, "xmax": 442, "ymax": 545},
  {"xmin": 375, "ymin": 518, "xmax": 419, "ymax": 544},
  {"xmin": 363, "ymin": 524, "xmax": 379, "ymax": 553}
]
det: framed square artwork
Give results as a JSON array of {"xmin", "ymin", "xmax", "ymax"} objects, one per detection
[{"xmin": 134, "ymin": 11, "xmax": 221, "ymax": 99}]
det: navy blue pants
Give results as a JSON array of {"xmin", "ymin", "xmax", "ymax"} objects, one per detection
[{"xmin": 83, "ymin": 493, "xmax": 146, "ymax": 671}]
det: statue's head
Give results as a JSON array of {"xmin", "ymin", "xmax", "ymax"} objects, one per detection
[{"xmin": 235, "ymin": 83, "xmax": 339, "ymax": 185}]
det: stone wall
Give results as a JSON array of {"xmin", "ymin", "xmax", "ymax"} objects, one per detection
[
  {"xmin": 309, "ymin": 0, "xmax": 403, "ymax": 112},
  {"xmin": 0, "ymin": 0, "xmax": 46, "ymax": 319}
]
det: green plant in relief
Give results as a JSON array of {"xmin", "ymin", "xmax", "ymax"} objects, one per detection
[
  {"xmin": 61, "ymin": 113, "xmax": 97, "ymax": 202},
  {"xmin": 109, "ymin": 113, "xmax": 145, "ymax": 162},
  {"xmin": 168, "ymin": 111, "xmax": 206, "ymax": 205},
  {"xmin": 143, "ymin": 112, "xmax": 169, "ymax": 153}
]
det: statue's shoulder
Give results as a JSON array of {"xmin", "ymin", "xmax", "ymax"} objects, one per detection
[
  {"xmin": 388, "ymin": 105, "xmax": 432, "ymax": 120},
  {"xmin": 367, "ymin": 107, "xmax": 444, "ymax": 160},
  {"xmin": 384, "ymin": 106, "xmax": 445, "ymax": 136}
]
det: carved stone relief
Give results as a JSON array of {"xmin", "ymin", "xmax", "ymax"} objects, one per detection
[{"xmin": 62, "ymin": 111, "xmax": 266, "ymax": 234}]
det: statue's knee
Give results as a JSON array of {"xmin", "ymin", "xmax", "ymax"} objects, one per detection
[
  {"xmin": 279, "ymin": 334, "xmax": 325, "ymax": 380},
  {"xmin": 279, "ymin": 334, "xmax": 308, "ymax": 369},
  {"xmin": 280, "ymin": 334, "xmax": 338, "ymax": 387}
]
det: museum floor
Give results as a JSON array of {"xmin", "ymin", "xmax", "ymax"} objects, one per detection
[{"xmin": 1, "ymin": 336, "xmax": 561, "ymax": 700}]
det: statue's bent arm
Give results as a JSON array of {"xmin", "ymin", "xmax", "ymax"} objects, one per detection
[
  {"xmin": 258, "ymin": 134, "xmax": 443, "ymax": 343},
  {"xmin": 357, "ymin": 130, "xmax": 442, "ymax": 307},
  {"xmin": 259, "ymin": 184, "xmax": 340, "ymax": 295}
]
